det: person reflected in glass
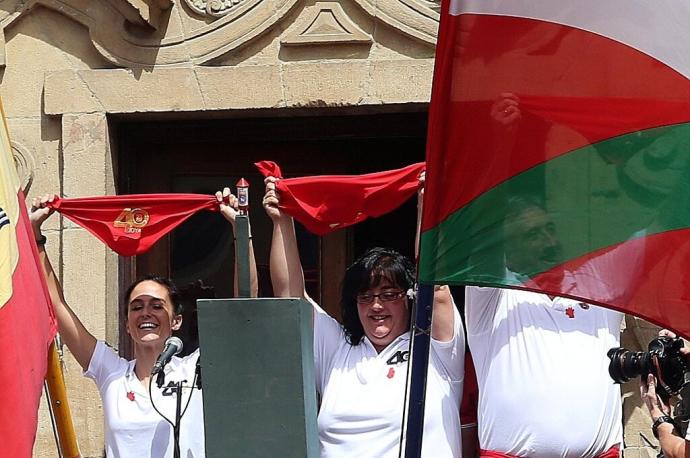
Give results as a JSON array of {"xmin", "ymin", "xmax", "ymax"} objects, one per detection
[{"xmin": 503, "ymin": 194, "xmax": 562, "ymax": 282}]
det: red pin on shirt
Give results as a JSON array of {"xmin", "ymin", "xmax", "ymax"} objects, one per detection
[
  {"xmin": 127, "ymin": 391, "xmax": 136, "ymax": 401},
  {"xmin": 565, "ymin": 307, "xmax": 575, "ymax": 319},
  {"xmin": 387, "ymin": 368, "xmax": 395, "ymax": 379}
]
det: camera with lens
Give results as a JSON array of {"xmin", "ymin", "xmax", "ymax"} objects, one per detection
[{"xmin": 607, "ymin": 336, "xmax": 689, "ymax": 402}]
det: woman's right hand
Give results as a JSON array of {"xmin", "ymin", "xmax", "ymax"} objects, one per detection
[
  {"xmin": 29, "ymin": 194, "xmax": 57, "ymax": 236},
  {"xmin": 659, "ymin": 329, "xmax": 690, "ymax": 361},
  {"xmin": 263, "ymin": 176, "xmax": 282, "ymax": 221}
]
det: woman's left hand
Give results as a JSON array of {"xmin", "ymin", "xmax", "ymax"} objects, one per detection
[
  {"xmin": 216, "ymin": 187, "xmax": 239, "ymax": 224},
  {"xmin": 640, "ymin": 374, "xmax": 671, "ymax": 420}
]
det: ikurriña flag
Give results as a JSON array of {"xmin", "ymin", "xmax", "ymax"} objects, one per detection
[
  {"xmin": 420, "ymin": 0, "xmax": 690, "ymax": 336},
  {"xmin": 0, "ymin": 100, "xmax": 57, "ymax": 455}
]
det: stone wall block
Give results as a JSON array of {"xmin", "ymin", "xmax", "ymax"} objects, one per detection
[
  {"xmin": 2, "ymin": 8, "xmax": 111, "ymax": 118},
  {"xmin": 59, "ymin": 108, "xmax": 120, "ymax": 368},
  {"xmin": 61, "ymin": 112, "xmax": 109, "ymax": 231},
  {"xmin": 62, "ymin": 229, "xmax": 108, "ymax": 338},
  {"xmin": 195, "ymin": 66, "xmax": 284, "ymax": 109},
  {"xmin": 44, "ymin": 71, "xmax": 105, "ymax": 115},
  {"xmin": 282, "ymin": 61, "xmax": 370, "ymax": 107},
  {"xmin": 369, "ymin": 59, "xmax": 433, "ymax": 103},
  {"xmin": 45, "ymin": 61, "xmax": 437, "ymax": 114},
  {"xmin": 58, "ymin": 228, "xmax": 110, "ymax": 456},
  {"xmin": 46, "ymin": 69, "xmax": 206, "ymax": 115}
]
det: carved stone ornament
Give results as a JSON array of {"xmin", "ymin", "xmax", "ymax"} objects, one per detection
[
  {"xmin": 282, "ymin": 2, "xmax": 372, "ymax": 46},
  {"xmin": 0, "ymin": 0, "xmax": 300, "ymax": 66},
  {"xmin": 0, "ymin": 0, "xmax": 438, "ymax": 68},
  {"xmin": 352, "ymin": 0, "xmax": 439, "ymax": 44},
  {"xmin": 185, "ymin": 0, "xmax": 247, "ymax": 17},
  {"xmin": 11, "ymin": 142, "xmax": 35, "ymax": 196}
]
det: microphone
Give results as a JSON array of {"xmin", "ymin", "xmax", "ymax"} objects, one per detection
[{"xmin": 151, "ymin": 337, "xmax": 183, "ymax": 376}]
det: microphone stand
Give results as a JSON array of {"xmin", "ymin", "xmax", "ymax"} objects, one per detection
[
  {"xmin": 173, "ymin": 380, "xmax": 183, "ymax": 458},
  {"xmin": 157, "ymin": 371, "xmax": 183, "ymax": 458},
  {"xmin": 149, "ymin": 371, "xmax": 195, "ymax": 458},
  {"xmin": 149, "ymin": 348, "xmax": 201, "ymax": 458}
]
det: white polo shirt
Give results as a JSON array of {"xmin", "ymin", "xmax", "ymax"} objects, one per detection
[
  {"xmin": 313, "ymin": 302, "xmax": 465, "ymax": 457},
  {"xmin": 85, "ymin": 341, "xmax": 205, "ymax": 458},
  {"xmin": 466, "ymin": 287, "xmax": 623, "ymax": 457}
]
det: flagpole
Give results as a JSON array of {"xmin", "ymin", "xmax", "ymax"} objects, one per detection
[
  {"xmin": 399, "ymin": 283, "xmax": 433, "ymax": 458},
  {"xmin": 400, "ymin": 176, "xmax": 433, "ymax": 458},
  {"xmin": 45, "ymin": 340, "xmax": 81, "ymax": 458}
]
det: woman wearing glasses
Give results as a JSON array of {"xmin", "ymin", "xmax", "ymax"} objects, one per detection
[{"xmin": 263, "ymin": 176, "xmax": 465, "ymax": 457}]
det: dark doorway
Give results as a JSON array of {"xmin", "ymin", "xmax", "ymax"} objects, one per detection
[{"xmin": 115, "ymin": 108, "xmax": 428, "ymax": 355}]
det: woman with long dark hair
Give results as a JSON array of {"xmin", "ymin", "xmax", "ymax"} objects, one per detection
[{"xmin": 263, "ymin": 176, "xmax": 465, "ymax": 457}]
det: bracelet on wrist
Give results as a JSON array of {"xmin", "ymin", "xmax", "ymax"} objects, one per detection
[{"xmin": 652, "ymin": 415, "xmax": 677, "ymax": 439}]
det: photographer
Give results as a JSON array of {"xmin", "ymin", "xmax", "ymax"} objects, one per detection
[{"xmin": 640, "ymin": 330, "xmax": 690, "ymax": 458}]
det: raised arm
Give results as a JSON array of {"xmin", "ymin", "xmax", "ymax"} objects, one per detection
[
  {"xmin": 215, "ymin": 188, "xmax": 258, "ymax": 298},
  {"xmin": 430, "ymin": 285, "xmax": 455, "ymax": 341},
  {"xmin": 262, "ymin": 177, "xmax": 305, "ymax": 298},
  {"xmin": 30, "ymin": 195, "xmax": 97, "ymax": 371},
  {"xmin": 637, "ymin": 330, "xmax": 690, "ymax": 458},
  {"xmin": 416, "ymin": 171, "xmax": 456, "ymax": 342}
]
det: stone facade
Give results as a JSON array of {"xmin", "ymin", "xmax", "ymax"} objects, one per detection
[{"xmin": 0, "ymin": 0, "xmax": 663, "ymax": 456}]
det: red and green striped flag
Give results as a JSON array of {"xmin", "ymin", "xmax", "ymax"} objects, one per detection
[{"xmin": 419, "ymin": 1, "xmax": 690, "ymax": 336}]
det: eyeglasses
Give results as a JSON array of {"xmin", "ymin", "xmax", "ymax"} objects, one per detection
[{"xmin": 356, "ymin": 290, "xmax": 406, "ymax": 305}]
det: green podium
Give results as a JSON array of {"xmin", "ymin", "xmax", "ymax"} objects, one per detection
[{"xmin": 197, "ymin": 297, "xmax": 319, "ymax": 458}]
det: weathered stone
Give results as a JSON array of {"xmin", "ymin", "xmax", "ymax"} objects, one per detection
[
  {"xmin": 369, "ymin": 59, "xmax": 434, "ymax": 103},
  {"xmin": 282, "ymin": 61, "xmax": 371, "ymax": 107},
  {"xmin": 1, "ymin": 9, "xmax": 110, "ymax": 118},
  {"xmin": 114, "ymin": 0, "xmax": 173, "ymax": 29},
  {"xmin": 195, "ymin": 66, "xmax": 284, "ymax": 110},
  {"xmin": 62, "ymin": 113, "xmax": 110, "ymax": 200},
  {"xmin": 46, "ymin": 69, "xmax": 206, "ymax": 115}
]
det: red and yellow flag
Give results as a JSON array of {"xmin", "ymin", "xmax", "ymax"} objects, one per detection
[{"xmin": 0, "ymin": 100, "xmax": 56, "ymax": 455}]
